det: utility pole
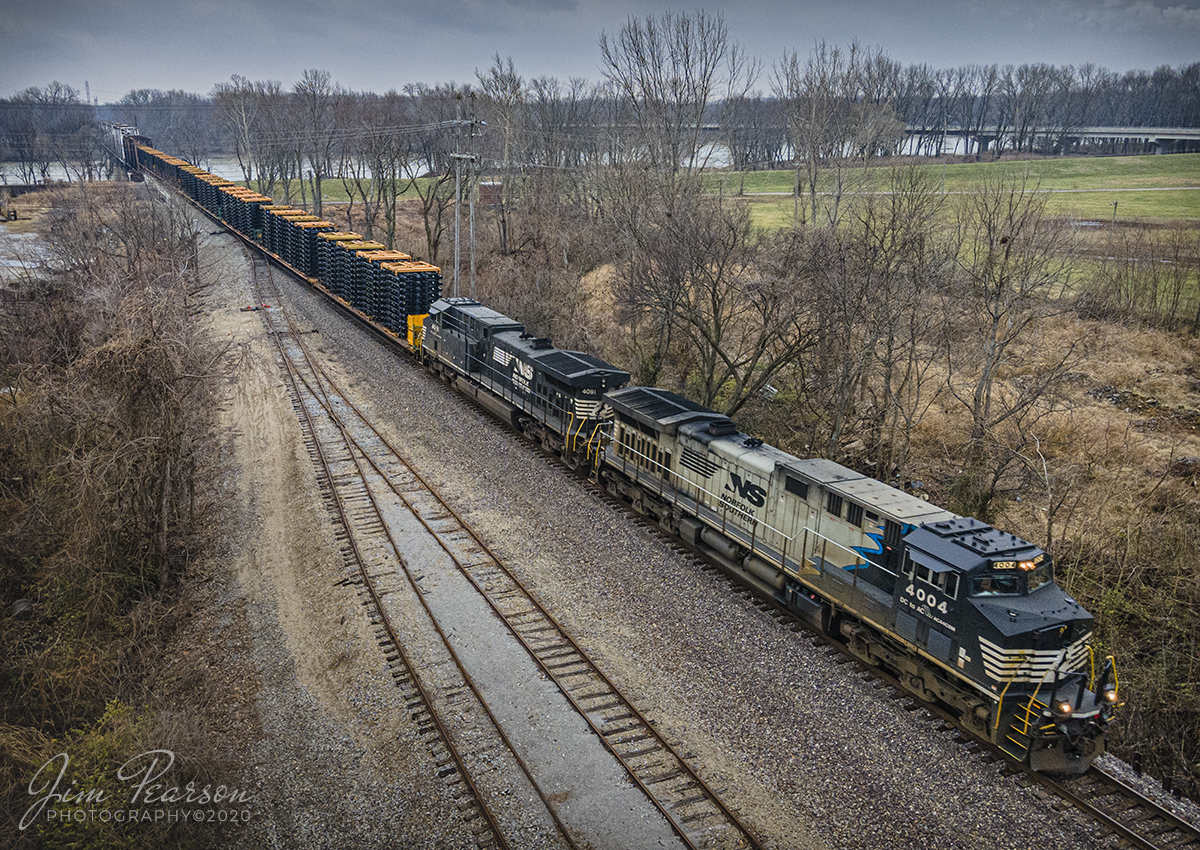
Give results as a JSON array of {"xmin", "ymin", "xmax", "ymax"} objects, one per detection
[
  {"xmin": 469, "ymin": 94, "xmax": 478, "ymax": 300},
  {"xmin": 453, "ymin": 97, "xmax": 462, "ymax": 298},
  {"xmin": 450, "ymin": 96, "xmax": 484, "ymax": 300},
  {"xmin": 451, "ymin": 149, "xmax": 480, "ymax": 300}
]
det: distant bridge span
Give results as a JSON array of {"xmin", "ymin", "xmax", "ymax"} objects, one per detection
[{"xmin": 905, "ymin": 125, "xmax": 1200, "ymax": 155}]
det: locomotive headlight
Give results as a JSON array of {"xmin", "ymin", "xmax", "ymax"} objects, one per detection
[
  {"xmin": 1053, "ymin": 700, "xmax": 1074, "ymax": 718},
  {"xmin": 1103, "ymin": 688, "xmax": 1119, "ymax": 704}
]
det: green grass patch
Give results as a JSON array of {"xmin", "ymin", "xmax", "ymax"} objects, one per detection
[
  {"xmin": 719, "ymin": 154, "xmax": 1200, "ymax": 228},
  {"xmin": 239, "ymin": 155, "xmax": 1200, "ymax": 225},
  {"xmin": 1044, "ymin": 189, "xmax": 1199, "ymax": 223},
  {"xmin": 228, "ymin": 176, "xmax": 433, "ymax": 208}
]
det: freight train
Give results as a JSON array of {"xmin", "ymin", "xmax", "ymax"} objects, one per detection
[{"xmin": 127, "ymin": 138, "xmax": 1119, "ymax": 774}]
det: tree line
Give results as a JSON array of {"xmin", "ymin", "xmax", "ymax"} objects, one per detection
[{"xmin": 1, "ymin": 42, "xmax": 1197, "ymax": 188}]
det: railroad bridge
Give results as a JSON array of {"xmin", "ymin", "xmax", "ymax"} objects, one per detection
[{"xmin": 908, "ymin": 125, "xmax": 1200, "ymax": 156}]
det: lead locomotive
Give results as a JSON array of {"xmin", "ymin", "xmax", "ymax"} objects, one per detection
[{"xmin": 597, "ymin": 386, "xmax": 1118, "ymax": 773}]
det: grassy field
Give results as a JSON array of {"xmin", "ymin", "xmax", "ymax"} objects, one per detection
[
  {"xmin": 230, "ymin": 175, "xmax": 429, "ymax": 208},
  {"xmin": 716, "ymin": 153, "xmax": 1200, "ymax": 229},
  {"xmin": 243, "ymin": 153, "xmax": 1199, "ymax": 228}
]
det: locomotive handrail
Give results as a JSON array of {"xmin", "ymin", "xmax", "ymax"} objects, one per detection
[
  {"xmin": 996, "ymin": 646, "xmax": 1071, "ymax": 732},
  {"xmin": 1102, "ymin": 654, "xmax": 1120, "ymax": 699},
  {"xmin": 130, "ymin": 133, "xmax": 1114, "ymax": 780},
  {"xmin": 459, "ymin": 346, "xmax": 614, "ymax": 439},
  {"xmin": 584, "ymin": 421, "xmax": 607, "ymax": 466},
  {"xmin": 996, "ymin": 676, "xmax": 1019, "ymax": 732},
  {"xmin": 614, "ymin": 437, "xmax": 868, "ymax": 576}
]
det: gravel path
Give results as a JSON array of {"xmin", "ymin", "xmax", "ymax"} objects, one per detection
[
  {"xmin": 158, "ymin": 227, "xmax": 477, "ymax": 849},
  {"xmin": 269, "ymin": 267, "xmax": 1111, "ymax": 850},
  {"xmin": 170, "ymin": 210, "xmax": 1114, "ymax": 849}
]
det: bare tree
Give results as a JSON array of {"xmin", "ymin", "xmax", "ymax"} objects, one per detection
[
  {"xmin": 255, "ymin": 79, "xmax": 295, "ymax": 200},
  {"xmin": 0, "ymin": 82, "xmax": 98, "ymax": 183},
  {"xmin": 942, "ymin": 171, "xmax": 1078, "ymax": 516},
  {"xmin": 334, "ymin": 90, "xmax": 372, "ymax": 237},
  {"xmin": 210, "ymin": 77, "xmax": 294, "ymax": 198},
  {"xmin": 371, "ymin": 91, "xmax": 419, "ymax": 249},
  {"xmin": 598, "ymin": 10, "xmax": 761, "ymax": 389},
  {"xmin": 406, "ymin": 83, "xmax": 464, "ymax": 265},
  {"xmin": 212, "ymin": 75, "xmax": 259, "ymax": 185},
  {"xmin": 773, "ymin": 41, "xmax": 902, "ymax": 228},
  {"xmin": 335, "ymin": 89, "xmax": 419, "ymax": 245},
  {"xmin": 610, "ymin": 182, "xmax": 813, "ymax": 413},
  {"xmin": 294, "ymin": 69, "xmax": 343, "ymax": 218},
  {"xmin": 852, "ymin": 166, "xmax": 952, "ymax": 478},
  {"xmin": 960, "ymin": 64, "xmax": 1003, "ymax": 158},
  {"xmin": 600, "ymin": 10, "xmax": 751, "ymax": 199},
  {"xmin": 476, "ymin": 56, "xmax": 525, "ymax": 254},
  {"xmin": 999, "ymin": 63, "xmax": 1057, "ymax": 154}
]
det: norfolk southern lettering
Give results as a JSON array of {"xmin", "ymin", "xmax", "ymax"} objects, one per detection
[{"xmin": 720, "ymin": 472, "xmax": 766, "ymax": 523}]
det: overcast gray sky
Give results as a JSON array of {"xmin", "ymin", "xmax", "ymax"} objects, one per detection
[{"xmin": 3, "ymin": 0, "xmax": 1198, "ymax": 100}]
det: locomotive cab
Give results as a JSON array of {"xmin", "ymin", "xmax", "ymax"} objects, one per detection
[{"xmin": 904, "ymin": 518, "xmax": 1115, "ymax": 773}]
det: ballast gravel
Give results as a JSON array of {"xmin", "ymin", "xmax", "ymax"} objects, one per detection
[
  {"xmin": 174, "ymin": 215, "xmax": 1123, "ymax": 850},
  {"xmin": 269, "ymin": 269, "xmax": 1112, "ymax": 850}
]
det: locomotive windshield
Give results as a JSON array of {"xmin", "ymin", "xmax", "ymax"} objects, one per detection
[
  {"xmin": 971, "ymin": 573, "xmax": 1022, "ymax": 596},
  {"xmin": 1026, "ymin": 561, "xmax": 1054, "ymax": 593},
  {"xmin": 970, "ymin": 561, "xmax": 1054, "ymax": 596}
]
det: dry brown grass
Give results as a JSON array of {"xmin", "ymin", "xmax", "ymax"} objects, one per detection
[
  {"xmin": 0, "ymin": 184, "xmax": 230, "ymax": 848},
  {"xmin": 897, "ymin": 302, "xmax": 1200, "ymax": 793}
]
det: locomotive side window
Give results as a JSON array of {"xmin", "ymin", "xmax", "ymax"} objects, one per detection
[
  {"xmin": 916, "ymin": 563, "xmax": 959, "ymax": 598},
  {"xmin": 784, "ymin": 476, "xmax": 809, "ymax": 499},
  {"xmin": 826, "ymin": 492, "xmax": 843, "ymax": 518}
]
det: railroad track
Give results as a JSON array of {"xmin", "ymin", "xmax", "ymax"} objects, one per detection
[
  {"xmin": 1043, "ymin": 766, "xmax": 1200, "ymax": 850},
  {"xmin": 605, "ymin": 498, "xmax": 1200, "ymax": 850},
  {"xmin": 249, "ymin": 255, "xmax": 526, "ymax": 850},
  {"xmin": 246, "ymin": 254, "xmax": 765, "ymax": 850},
  {"xmin": 244, "ymin": 239, "xmax": 1197, "ymax": 850}
]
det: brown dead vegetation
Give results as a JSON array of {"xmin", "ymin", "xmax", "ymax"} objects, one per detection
[
  {"xmin": 449, "ymin": 166, "xmax": 1200, "ymax": 798},
  {"xmin": 0, "ymin": 183, "xmax": 234, "ymax": 848},
  {"xmin": 235, "ymin": 151, "xmax": 1200, "ymax": 797}
]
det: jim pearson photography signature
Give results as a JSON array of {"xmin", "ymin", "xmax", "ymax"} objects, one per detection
[{"xmin": 20, "ymin": 749, "xmax": 254, "ymax": 830}]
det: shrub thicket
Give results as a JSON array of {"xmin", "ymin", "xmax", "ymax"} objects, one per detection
[{"xmin": 1, "ymin": 184, "xmax": 229, "ymax": 848}]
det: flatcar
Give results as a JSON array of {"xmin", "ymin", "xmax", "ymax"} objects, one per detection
[
  {"xmin": 130, "ymin": 144, "xmax": 444, "ymax": 335},
  {"xmin": 120, "ymin": 131, "xmax": 1119, "ymax": 774}
]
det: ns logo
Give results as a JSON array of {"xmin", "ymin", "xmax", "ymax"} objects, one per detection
[{"xmin": 725, "ymin": 472, "xmax": 767, "ymax": 508}]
